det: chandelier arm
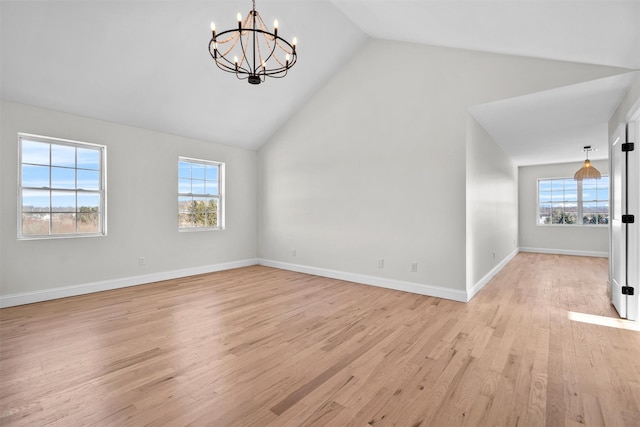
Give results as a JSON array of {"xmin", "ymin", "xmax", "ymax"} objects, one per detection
[
  {"xmin": 255, "ymin": 17, "xmax": 270, "ymax": 71},
  {"xmin": 254, "ymin": 13, "xmax": 290, "ymax": 69},
  {"xmin": 210, "ymin": 40, "xmax": 245, "ymax": 74},
  {"xmin": 210, "ymin": 29, "xmax": 243, "ymax": 61},
  {"xmin": 255, "ymin": 12, "xmax": 273, "ymax": 46},
  {"xmin": 230, "ymin": 10, "xmax": 256, "ymax": 72},
  {"xmin": 260, "ymin": 32, "xmax": 280, "ymax": 68},
  {"xmin": 217, "ymin": 36, "xmax": 241, "ymax": 59},
  {"xmin": 214, "ymin": 33, "xmax": 239, "ymax": 45},
  {"xmin": 212, "ymin": 55, "xmax": 243, "ymax": 74},
  {"xmin": 209, "ymin": 43, "xmax": 233, "ymax": 72},
  {"xmin": 256, "ymin": 32, "xmax": 270, "ymax": 71},
  {"xmin": 252, "ymin": 30, "xmax": 296, "ymax": 74},
  {"xmin": 237, "ymin": 26, "xmax": 248, "ymax": 70},
  {"xmin": 275, "ymin": 39, "xmax": 292, "ymax": 53},
  {"xmin": 265, "ymin": 69, "xmax": 288, "ymax": 78},
  {"xmin": 211, "ymin": 48, "xmax": 251, "ymax": 76},
  {"xmin": 272, "ymin": 36, "xmax": 296, "ymax": 69}
]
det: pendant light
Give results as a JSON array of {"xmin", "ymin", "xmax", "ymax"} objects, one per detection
[{"xmin": 574, "ymin": 146, "xmax": 601, "ymax": 181}]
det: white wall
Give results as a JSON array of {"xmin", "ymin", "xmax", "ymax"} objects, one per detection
[
  {"xmin": 258, "ymin": 39, "xmax": 623, "ymax": 299},
  {"xmin": 1, "ymin": 40, "xmax": 627, "ymax": 305},
  {"xmin": 518, "ymin": 158, "xmax": 609, "ymax": 257},
  {"xmin": 466, "ymin": 116, "xmax": 518, "ymax": 295},
  {"xmin": 0, "ymin": 101, "xmax": 258, "ymax": 304}
]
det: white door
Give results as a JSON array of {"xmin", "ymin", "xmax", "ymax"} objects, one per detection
[
  {"xmin": 610, "ymin": 124, "xmax": 626, "ymax": 317},
  {"xmin": 626, "ymin": 120, "xmax": 639, "ymax": 321},
  {"xmin": 610, "ymin": 121, "xmax": 639, "ymax": 320}
]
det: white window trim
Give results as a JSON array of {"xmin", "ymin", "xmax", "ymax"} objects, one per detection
[
  {"xmin": 178, "ymin": 156, "xmax": 225, "ymax": 232},
  {"xmin": 17, "ymin": 133, "xmax": 107, "ymax": 240},
  {"xmin": 536, "ymin": 176, "xmax": 609, "ymax": 227}
]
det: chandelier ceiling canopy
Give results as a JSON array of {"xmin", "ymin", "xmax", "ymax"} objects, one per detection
[{"xmin": 209, "ymin": 0, "xmax": 298, "ymax": 85}]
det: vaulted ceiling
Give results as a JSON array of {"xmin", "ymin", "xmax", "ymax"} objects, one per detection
[{"xmin": 2, "ymin": 1, "xmax": 639, "ymax": 165}]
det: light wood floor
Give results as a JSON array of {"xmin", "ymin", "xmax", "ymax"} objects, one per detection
[{"xmin": 1, "ymin": 253, "xmax": 640, "ymax": 426}]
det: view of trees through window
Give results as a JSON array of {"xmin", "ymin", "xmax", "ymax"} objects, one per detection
[
  {"xmin": 178, "ymin": 158, "xmax": 222, "ymax": 229},
  {"xmin": 538, "ymin": 177, "xmax": 609, "ymax": 225},
  {"xmin": 178, "ymin": 198, "xmax": 218, "ymax": 228}
]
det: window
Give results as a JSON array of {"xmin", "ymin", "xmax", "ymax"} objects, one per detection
[
  {"xmin": 18, "ymin": 133, "xmax": 106, "ymax": 239},
  {"xmin": 178, "ymin": 157, "xmax": 224, "ymax": 230},
  {"xmin": 537, "ymin": 177, "xmax": 609, "ymax": 225}
]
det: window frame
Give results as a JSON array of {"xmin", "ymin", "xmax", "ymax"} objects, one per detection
[
  {"xmin": 536, "ymin": 176, "xmax": 609, "ymax": 227},
  {"xmin": 17, "ymin": 133, "xmax": 107, "ymax": 240},
  {"xmin": 178, "ymin": 156, "xmax": 225, "ymax": 232}
]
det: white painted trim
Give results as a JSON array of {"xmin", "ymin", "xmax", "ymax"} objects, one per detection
[
  {"xmin": 467, "ymin": 248, "xmax": 519, "ymax": 301},
  {"xmin": 258, "ymin": 259, "xmax": 468, "ymax": 302},
  {"xmin": 0, "ymin": 259, "xmax": 258, "ymax": 308},
  {"xmin": 519, "ymin": 247, "xmax": 608, "ymax": 258}
]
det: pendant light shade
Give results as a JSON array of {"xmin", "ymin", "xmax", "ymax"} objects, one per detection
[{"xmin": 574, "ymin": 146, "xmax": 601, "ymax": 181}]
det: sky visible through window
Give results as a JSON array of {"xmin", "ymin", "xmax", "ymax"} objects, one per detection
[
  {"xmin": 22, "ymin": 140, "xmax": 101, "ymax": 209},
  {"xmin": 178, "ymin": 161, "xmax": 219, "ymax": 195},
  {"xmin": 20, "ymin": 137, "xmax": 104, "ymax": 237}
]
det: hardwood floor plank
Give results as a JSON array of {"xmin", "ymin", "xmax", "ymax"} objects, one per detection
[
  {"xmin": 1, "ymin": 255, "xmax": 639, "ymax": 426},
  {"xmin": 270, "ymin": 329, "xmax": 392, "ymax": 416}
]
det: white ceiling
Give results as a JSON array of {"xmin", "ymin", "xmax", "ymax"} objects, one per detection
[
  {"xmin": 0, "ymin": 1, "xmax": 368, "ymax": 150},
  {"xmin": 334, "ymin": 0, "xmax": 640, "ymax": 70},
  {"xmin": 2, "ymin": 1, "xmax": 639, "ymax": 164},
  {"xmin": 470, "ymin": 72, "xmax": 639, "ymax": 166}
]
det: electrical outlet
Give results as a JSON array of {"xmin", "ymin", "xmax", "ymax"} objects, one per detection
[
  {"xmin": 139, "ymin": 256, "xmax": 146, "ymax": 265},
  {"xmin": 492, "ymin": 251, "xmax": 496, "ymax": 259},
  {"xmin": 410, "ymin": 262, "xmax": 418, "ymax": 272},
  {"xmin": 378, "ymin": 259, "xmax": 384, "ymax": 269},
  {"xmin": 291, "ymin": 248, "xmax": 296, "ymax": 257}
]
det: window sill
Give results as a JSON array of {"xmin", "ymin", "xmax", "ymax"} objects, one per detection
[
  {"xmin": 178, "ymin": 227, "xmax": 224, "ymax": 233},
  {"xmin": 535, "ymin": 223, "xmax": 608, "ymax": 228},
  {"xmin": 18, "ymin": 233, "xmax": 107, "ymax": 241}
]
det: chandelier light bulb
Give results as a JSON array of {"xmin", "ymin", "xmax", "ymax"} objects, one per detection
[
  {"xmin": 211, "ymin": 22, "xmax": 215, "ymax": 32},
  {"xmin": 237, "ymin": 12, "xmax": 242, "ymax": 22}
]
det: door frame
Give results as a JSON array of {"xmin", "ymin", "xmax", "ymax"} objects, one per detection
[{"xmin": 610, "ymin": 105, "xmax": 640, "ymax": 320}]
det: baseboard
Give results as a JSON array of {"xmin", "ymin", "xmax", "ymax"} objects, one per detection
[
  {"xmin": 519, "ymin": 247, "xmax": 608, "ymax": 258},
  {"xmin": 467, "ymin": 248, "xmax": 519, "ymax": 301},
  {"xmin": 0, "ymin": 258, "xmax": 258, "ymax": 308},
  {"xmin": 258, "ymin": 259, "xmax": 468, "ymax": 303}
]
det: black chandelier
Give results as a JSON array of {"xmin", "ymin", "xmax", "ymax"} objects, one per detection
[{"xmin": 209, "ymin": 0, "xmax": 298, "ymax": 85}]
